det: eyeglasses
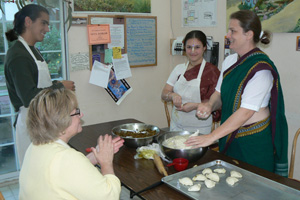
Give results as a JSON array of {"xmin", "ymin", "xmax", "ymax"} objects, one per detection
[{"xmin": 70, "ymin": 108, "xmax": 80, "ymax": 117}]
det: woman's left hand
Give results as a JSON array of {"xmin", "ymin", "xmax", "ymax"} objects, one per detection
[{"xmin": 112, "ymin": 136, "xmax": 124, "ymax": 153}]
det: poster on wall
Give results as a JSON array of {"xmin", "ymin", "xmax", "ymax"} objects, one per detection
[
  {"xmin": 105, "ymin": 68, "xmax": 132, "ymax": 105},
  {"xmin": 226, "ymin": 0, "xmax": 300, "ymax": 33},
  {"xmin": 182, "ymin": 0, "xmax": 217, "ymax": 27},
  {"xmin": 73, "ymin": 0, "xmax": 151, "ymax": 13}
]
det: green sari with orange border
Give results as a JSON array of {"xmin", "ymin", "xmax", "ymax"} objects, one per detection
[{"xmin": 219, "ymin": 48, "xmax": 288, "ymax": 177}]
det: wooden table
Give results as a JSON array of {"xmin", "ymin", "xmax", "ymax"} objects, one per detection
[{"xmin": 68, "ymin": 118, "xmax": 300, "ymax": 200}]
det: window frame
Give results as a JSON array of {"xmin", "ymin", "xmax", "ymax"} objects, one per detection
[{"xmin": 0, "ymin": 1, "xmax": 69, "ymax": 181}]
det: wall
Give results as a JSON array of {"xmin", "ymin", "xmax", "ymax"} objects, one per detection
[
  {"xmin": 68, "ymin": 0, "xmax": 171, "ymax": 129},
  {"xmin": 68, "ymin": 0, "xmax": 300, "ymax": 179},
  {"xmin": 170, "ymin": 0, "xmax": 300, "ymax": 180}
]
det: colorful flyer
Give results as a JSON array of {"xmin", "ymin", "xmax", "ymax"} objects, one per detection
[{"xmin": 105, "ymin": 68, "xmax": 132, "ymax": 105}]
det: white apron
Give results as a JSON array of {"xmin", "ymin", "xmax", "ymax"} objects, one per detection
[
  {"xmin": 170, "ymin": 60, "xmax": 212, "ymax": 134},
  {"xmin": 16, "ymin": 36, "xmax": 52, "ymax": 167}
]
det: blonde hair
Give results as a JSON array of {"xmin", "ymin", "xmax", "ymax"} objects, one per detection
[{"xmin": 27, "ymin": 88, "xmax": 78, "ymax": 145}]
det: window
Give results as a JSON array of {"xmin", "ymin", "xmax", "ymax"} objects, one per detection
[{"xmin": 0, "ymin": 1, "xmax": 68, "ymax": 180}]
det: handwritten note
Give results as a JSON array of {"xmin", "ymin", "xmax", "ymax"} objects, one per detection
[
  {"xmin": 87, "ymin": 24, "xmax": 111, "ymax": 45},
  {"xmin": 126, "ymin": 18, "xmax": 156, "ymax": 66},
  {"xmin": 113, "ymin": 47, "xmax": 122, "ymax": 59}
]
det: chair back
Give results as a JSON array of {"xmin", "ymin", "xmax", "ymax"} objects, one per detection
[
  {"xmin": 0, "ymin": 191, "xmax": 5, "ymax": 200},
  {"xmin": 289, "ymin": 128, "xmax": 300, "ymax": 179},
  {"xmin": 163, "ymin": 101, "xmax": 172, "ymax": 127}
]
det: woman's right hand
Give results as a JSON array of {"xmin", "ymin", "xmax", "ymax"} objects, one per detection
[
  {"xmin": 172, "ymin": 93, "xmax": 182, "ymax": 109},
  {"xmin": 196, "ymin": 102, "xmax": 212, "ymax": 119},
  {"xmin": 62, "ymin": 80, "xmax": 75, "ymax": 91}
]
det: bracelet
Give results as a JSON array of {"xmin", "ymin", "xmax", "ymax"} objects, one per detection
[{"xmin": 166, "ymin": 92, "xmax": 172, "ymax": 100}]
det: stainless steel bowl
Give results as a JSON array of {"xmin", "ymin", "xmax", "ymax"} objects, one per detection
[
  {"xmin": 157, "ymin": 131, "xmax": 208, "ymax": 162},
  {"xmin": 111, "ymin": 123, "xmax": 160, "ymax": 148}
]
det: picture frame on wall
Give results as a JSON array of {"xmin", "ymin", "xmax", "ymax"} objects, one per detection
[
  {"xmin": 226, "ymin": 1, "xmax": 300, "ymax": 33},
  {"xmin": 73, "ymin": 0, "xmax": 151, "ymax": 13}
]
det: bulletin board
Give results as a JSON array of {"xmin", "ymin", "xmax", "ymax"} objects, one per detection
[{"xmin": 88, "ymin": 15, "xmax": 157, "ymax": 69}]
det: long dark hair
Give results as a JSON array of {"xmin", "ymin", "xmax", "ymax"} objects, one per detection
[
  {"xmin": 183, "ymin": 30, "xmax": 207, "ymax": 51},
  {"xmin": 5, "ymin": 4, "xmax": 49, "ymax": 42},
  {"xmin": 230, "ymin": 10, "xmax": 271, "ymax": 45}
]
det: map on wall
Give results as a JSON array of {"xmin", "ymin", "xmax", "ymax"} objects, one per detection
[
  {"xmin": 182, "ymin": 0, "xmax": 217, "ymax": 27},
  {"xmin": 227, "ymin": 0, "xmax": 300, "ymax": 33}
]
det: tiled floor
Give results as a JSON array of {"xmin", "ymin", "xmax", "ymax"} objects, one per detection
[
  {"xmin": 0, "ymin": 182, "xmax": 141, "ymax": 200},
  {"xmin": 0, "ymin": 182, "xmax": 19, "ymax": 200}
]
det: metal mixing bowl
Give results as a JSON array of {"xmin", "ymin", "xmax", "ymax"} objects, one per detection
[
  {"xmin": 111, "ymin": 123, "xmax": 160, "ymax": 148},
  {"xmin": 157, "ymin": 131, "xmax": 208, "ymax": 162}
]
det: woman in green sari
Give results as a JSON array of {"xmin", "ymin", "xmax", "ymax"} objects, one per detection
[{"xmin": 185, "ymin": 10, "xmax": 288, "ymax": 177}]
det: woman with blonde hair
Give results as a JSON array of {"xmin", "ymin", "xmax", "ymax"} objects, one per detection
[{"xmin": 19, "ymin": 87, "xmax": 124, "ymax": 199}]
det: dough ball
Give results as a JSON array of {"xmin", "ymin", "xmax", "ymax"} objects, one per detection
[
  {"xmin": 204, "ymin": 179, "xmax": 216, "ymax": 188},
  {"xmin": 179, "ymin": 177, "xmax": 193, "ymax": 186},
  {"xmin": 230, "ymin": 170, "xmax": 243, "ymax": 178},
  {"xmin": 213, "ymin": 168, "xmax": 226, "ymax": 174},
  {"xmin": 206, "ymin": 172, "xmax": 220, "ymax": 182},
  {"xmin": 192, "ymin": 174, "xmax": 207, "ymax": 181},
  {"xmin": 202, "ymin": 168, "xmax": 212, "ymax": 175},
  {"xmin": 226, "ymin": 177, "xmax": 239, "ymax": 186},
  {"xmin": 188, "ymin": 184, "xmax": 201, "ymax": 192}
]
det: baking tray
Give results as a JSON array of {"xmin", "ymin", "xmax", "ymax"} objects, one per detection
[{"xmin": 162, "ymin": 160, "xmax": 300, "ymax": 200}]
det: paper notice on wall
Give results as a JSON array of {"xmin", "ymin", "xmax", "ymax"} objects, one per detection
[
  {"xmin": 112, "ymin": 54, "xmax": 132, "ymax": 80},
  {"xmin": 112, "ymin": 47, "xmax": 122, "ymax": 59},
  {"xmin": 70, "ymin": 52, "xmax": 89, "ymax": 72},
  {"xmin": 105, "ymin": 49, "xmax": 113, "ymax": 64},
  {"xmin": 89, "ymin": 60, "xmax": 112, "ymax": 88},
  {"xmin": 182, "ymin": 0, "xmax": 217, "ymax": 27},
  {"xmin": 87, "ymin": 24, "xmax": 111, "ymax": 45},
  {"xmin": 108, "ymin": 24, "xmax": 125, "ymax": 49},
  {"xmin": 91, "ymin": 17, "xmax": 113, "ymax": 25}
]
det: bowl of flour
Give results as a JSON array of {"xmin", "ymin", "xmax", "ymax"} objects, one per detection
[{"xmin": 157, "ymin": 131, "xmax": 208, "ymax": 162}]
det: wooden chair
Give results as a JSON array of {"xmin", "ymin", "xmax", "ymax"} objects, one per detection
[
  {"xmin": 163, "ymin": 100, "xmax": 172, "ymax": 128},
  {"xmin": 289, "ymin": 128, "xmax": 300, "ymax": 179},
  {"xmin": 0, "ymin": 191, "xmax": 5, "ymax": 200}
]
